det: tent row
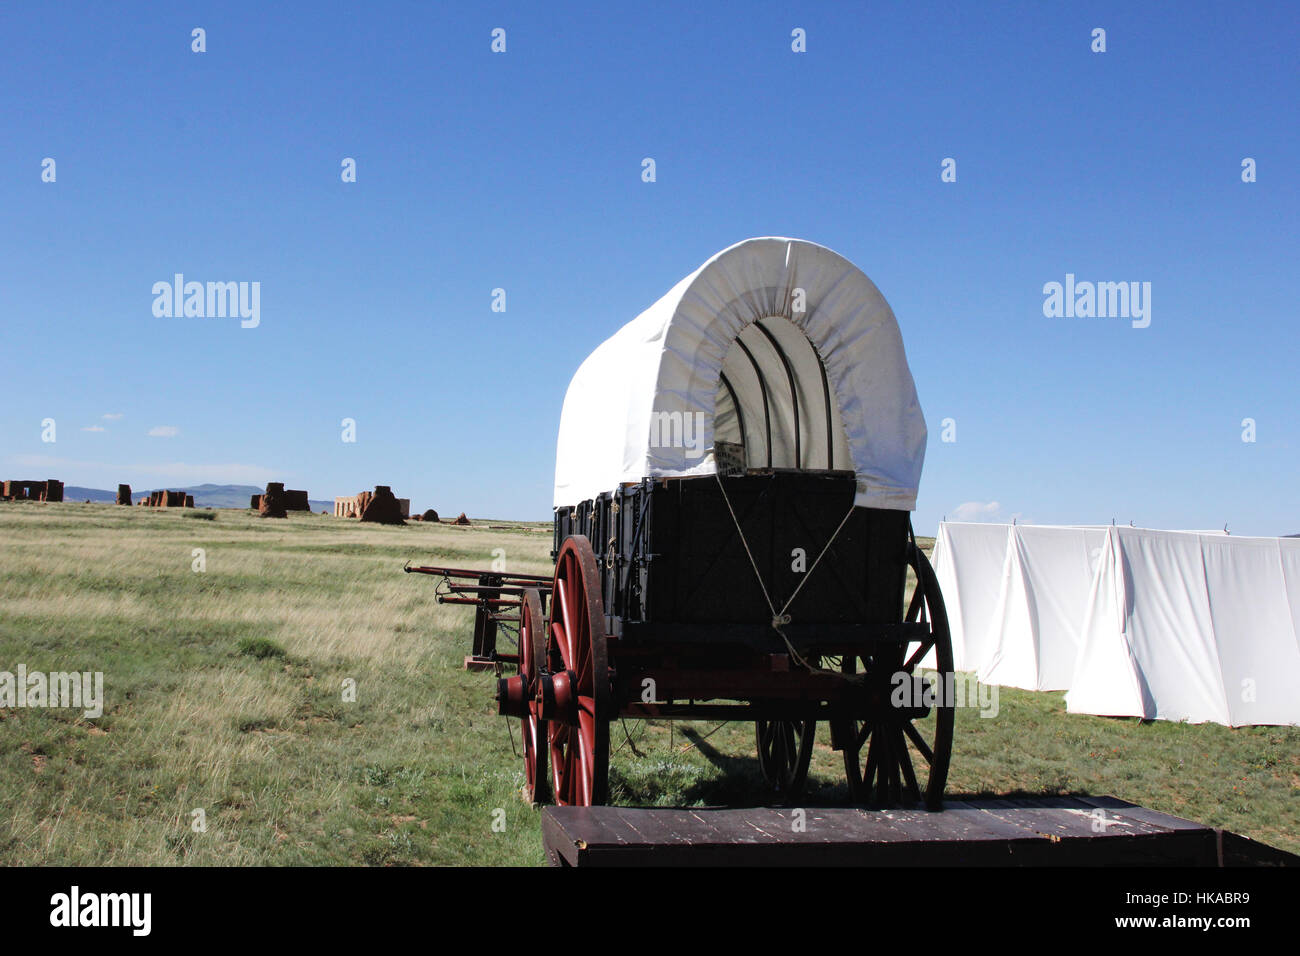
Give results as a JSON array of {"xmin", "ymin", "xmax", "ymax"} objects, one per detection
[{"xmin": 930, "ymin": 522, "xmax": 1300, "ymax": 726}]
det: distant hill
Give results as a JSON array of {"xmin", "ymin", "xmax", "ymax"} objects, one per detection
[
  {"xmin": 65, "ymin": 484, "xmax": 332, "ymax": 511},
  {"xmin": 64, "ymin": 486, "xmax": 118, "ymax": 503}
]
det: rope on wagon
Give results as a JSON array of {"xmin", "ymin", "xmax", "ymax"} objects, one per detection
[{"xmin": 711, "ymin": 472, "xmax": 857, "ymax": 673}]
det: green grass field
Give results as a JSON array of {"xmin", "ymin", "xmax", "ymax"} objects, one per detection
[{"xmin": 1, "ymin": 501, "xmax": 1296, "ymax": 864}]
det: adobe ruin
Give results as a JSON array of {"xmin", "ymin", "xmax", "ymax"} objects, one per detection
[
  {"xmin": 1, "ymin": 479, "xmax": 64, "ymax": 502},
  {"xmin": 334, "ymin": 489, "xmax": 410, "ymax": 520},
  {"xmin": 250, "ymin": 487, "xmax": 312, "ymax": 513},
  {"xmin": 139, "ymin": 489, "xmax": 193, "ymax": 508},
  {"xmin": 258, "ymin": 482, "xmax": 288, "ymax": 519},
  {"xmin": 359, "ymin": 485, "xmax": 406, "ymax": 525}
]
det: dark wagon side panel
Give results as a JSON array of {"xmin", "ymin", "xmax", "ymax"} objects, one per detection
[{"xmin": 554, "ymin": 472, "xmax": 910, "ymax": 655}]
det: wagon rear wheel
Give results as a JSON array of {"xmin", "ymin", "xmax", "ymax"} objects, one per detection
[
  {"xmin": 836, "ymin": 542, "xmax": 954, "ymax": 811},
  {"xmin": 518, "ymin": 589, "xmax": 550, "ymax": 803},
  {"xmin": 755, "ymin": 719, "xmax": 815, "ymax": 802},
  {"xmin": 540, "ymin": 535, "xmax": 611, "ymax": 807}
]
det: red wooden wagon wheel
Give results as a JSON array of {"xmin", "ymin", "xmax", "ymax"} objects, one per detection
[
  {"xmin": 495, "ymin": 589, "xmax": 550, "ymax": 803},
  {"xmin": 834, "ymin": 542, "xmax": 954, "ymax": 811},
  {"xmin": 519, "ymin": 590, "xmax": 550, "ymax": 802},
  {"xmin": 755, "ymin": 719, "xmax": 816, "ymax": 801},
  {"xmin": 538, "ymin": 535, "xmax": 611, "ymax": 806}
]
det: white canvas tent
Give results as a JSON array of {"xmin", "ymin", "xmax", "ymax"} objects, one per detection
[
  {"xmin": 1067, "ymin": 528, "xmax": 1300, "ymax": 726},
  {"xmin": 935, "ymin": 521, "xmax": 1300, "ymax": 725},
  {"xmin": 930, "ymin": 522, "xmax": 1106, "ymax": 688},
  {"xmin": 554, "ymin": 237, "xmax": 927, "ymax": 510},
  {"xmin": 929, "ymin": 522, "xmax": 1012, "ymax": 672},
  {"xmin": 981, "ymin": 524, "xmax": 1109, "ymax": 691}
]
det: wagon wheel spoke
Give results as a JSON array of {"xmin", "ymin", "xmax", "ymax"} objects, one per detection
[
  {"xmin": 903, "ymin": 637, "xmax": 935, "ymax": 673},
  {"xmin": 889, "ymin": 729, "xmax": 902, "ymax": 799},
  {"xmin": 855, "ymin": 721, "xmax": 871, "ymax": 751},
  {"xmin": 549, "ymin": 725, "xmax": 573, "ymax": 803},
  {"xmin": 905, "ymin": 584, "xmax": 925, "ymax": 624},
  {"xmin": 775, "ymin": 723, "xmax": 790, "ymax": 773},
  {"xmin": 576, "ymin": 623, "xmax": 592, "ymax": 691},
  {"xmin": 878, "ymin": 728, "xmax": 897, "ymax": 807},
  {"xmin": 867, "ymin": 726, "xmax": 884, "ymax": 805},
  {"xmin": 861, "ymin": 723, "xmax": 881, "ymax": 802},
  {"xmin": 897, "ymin": 730, "xmax": 922, "ymax": 803},
  {"xmin": 555, "ymin": 578, "xmax": 575, "ymax": 666},
  {"xmin": 577, "ymin": 711, "xmax": 593, "ymax": 805},
  {"xmin": 901, "ymin": 720, "xmax": 934, "ymax": 765}
]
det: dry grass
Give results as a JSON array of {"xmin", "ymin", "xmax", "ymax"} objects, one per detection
[
  {"xmin": 1, "ymin": 501, "xmax": 1296, "ymax": 864},
  {"xmin": 0, "ymin": 502, "xmax": 551, "ymax": 865}
]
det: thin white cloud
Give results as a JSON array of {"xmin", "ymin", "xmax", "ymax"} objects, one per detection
[
  {"xmin": 12, "ymin": 454, "xmax": 280, "ymax": 486},
  {"xmin": 81, "ymin": 425, "xmax": 106, "ymax": 433},
  {"xmin": 102, "ymin": 413, "xmax": 124, "ymax": 421},
  {"xmin": 951, "ymin": 500, "xmax": 1002, "ymax": 522},
  {"xmin": 148, "ymin": 426, "xmax": 180, "ymax": 438}
]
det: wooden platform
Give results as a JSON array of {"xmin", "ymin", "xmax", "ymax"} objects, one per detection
[{"xmin": 541, "ymin": 796, "xmax": 1299, "ymax": 867}]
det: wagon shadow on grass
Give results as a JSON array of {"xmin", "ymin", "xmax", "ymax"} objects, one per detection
[
  {"xmin": 608, "ymin": 726, "xmax": 855, "ymax": 809},
  {"xmin": 610, "ymin": 728, "xmax": 1126, "ymax": 812}
]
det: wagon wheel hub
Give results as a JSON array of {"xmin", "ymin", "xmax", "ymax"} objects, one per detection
[
  {"xmin": 538, "ymin": 669, "xmax": 579, "ymax": 724},
  {"xmin": 496, "ymin": 674, "xmax": 530, "ymax": 719},
  {"xmin": 853, "ymin": 671, "xmax": 933, "ymax": 722}
]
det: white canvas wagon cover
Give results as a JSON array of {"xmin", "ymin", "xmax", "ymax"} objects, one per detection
[{"xmin": 554, "ymin": 238, "xmax": 927, "ymax": 510}]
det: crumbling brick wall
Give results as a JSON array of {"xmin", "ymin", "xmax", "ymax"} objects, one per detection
[
  {"xmin": 2, "ymin": 479, "xmax": 62, "ymax": 501},
  {"xmin": 335, "ymin": 488, "xmax": 409, "ymax": 521},
  {"xmin": 259, "ymin": 482, "xmax": 287, "ymax": 518},
  {"xmin": 359, "ymin": 486, "xmax": 406, "ymax": 525}
]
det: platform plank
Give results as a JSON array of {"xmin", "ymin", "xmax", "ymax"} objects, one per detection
[{"xmin": 541, "ymin": 797, "xmax": 1298, "ymax": 867}]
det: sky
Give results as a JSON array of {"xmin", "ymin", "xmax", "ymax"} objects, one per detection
[{"xmin": 1, "ymin": 1, "xmax": 1296, "ymax": 535}]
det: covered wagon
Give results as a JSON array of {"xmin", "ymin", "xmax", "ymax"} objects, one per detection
[{"xmin": 409, "ymin": 237, "xmax": 954, "ymax": 809}]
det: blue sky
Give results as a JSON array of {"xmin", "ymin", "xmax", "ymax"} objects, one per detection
[{"xmin": 1, "ymin": 1, "xmax": 1296, "ymax": 534}]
